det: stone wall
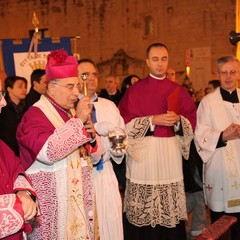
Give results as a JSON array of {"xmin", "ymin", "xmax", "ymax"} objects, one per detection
[{"xmin": 0, "ymin": 0, "xmax": 237, "ymax": 90}]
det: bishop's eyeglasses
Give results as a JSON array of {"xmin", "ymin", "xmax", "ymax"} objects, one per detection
[{"xmin": 51, "ymin": 82, "xmax": 81, "ymax": 91}]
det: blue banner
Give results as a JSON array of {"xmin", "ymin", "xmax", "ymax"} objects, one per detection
[{"xmin": 2, "ymin": 37, "xmax": 71, "ymax": 76}]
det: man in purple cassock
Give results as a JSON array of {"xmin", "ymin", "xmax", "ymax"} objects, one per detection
[{"xmin": 118, "ymin": 43, "xmax": 196, "ymax": 240}]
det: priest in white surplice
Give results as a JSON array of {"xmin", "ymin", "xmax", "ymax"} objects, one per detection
[
  {"xmin": 78, "ymin": 58, "xmax": 125, "ymax": 240},
  {"xmin": 194, "ymin": 55, "xmax": 240, "ymax": 240}
]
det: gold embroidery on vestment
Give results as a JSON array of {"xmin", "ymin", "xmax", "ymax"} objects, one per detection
[{"xmin": 228, "ymin": 199, "xmax": 240, "ymax": 208}]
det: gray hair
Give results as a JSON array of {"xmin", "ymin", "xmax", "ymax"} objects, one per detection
[{"xmin": 216, "ymin": 56, "xmax": 240, "ymax": 72}]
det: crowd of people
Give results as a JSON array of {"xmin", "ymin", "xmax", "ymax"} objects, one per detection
[{"xmin": 0, "ymin": 43, "xmax": 240, "ymax": 240}]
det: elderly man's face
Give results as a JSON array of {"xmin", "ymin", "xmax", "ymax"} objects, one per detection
[
  {"xmin": 218, "ymin": 60, "xmax": 239, "ymax": 92},
  {"xmin": 104, "ymin": 76, "xmax": 118, "ymax": 93},
  {"xmin": 48, "ymin": 77, "xmax": 80, "ymax": 109}
]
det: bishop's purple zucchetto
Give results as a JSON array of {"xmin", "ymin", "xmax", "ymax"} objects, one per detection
[{"xmin": 45, "ymin": 49, "xmax": 78, "ymax": 81}]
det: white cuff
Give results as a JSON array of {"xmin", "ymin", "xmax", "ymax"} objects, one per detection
[
  {"xmin": 174, "ymin": 119, "xmax": 181, "ymax": 132},
  {"xmin": 149, "ymin": 115, "xmax": 155, "ymax": 131}
]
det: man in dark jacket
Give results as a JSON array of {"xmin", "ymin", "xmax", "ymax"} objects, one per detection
[
  {"xmin": 99, "ymin": 74, "xmax": 122, "ymax": 106},
  {"xmin": 26, "ymin": 69, "xmax": 46, "ymax": 108}
]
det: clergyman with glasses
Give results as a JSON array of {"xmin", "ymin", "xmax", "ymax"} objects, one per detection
[
  {"xmin": 194, "ymin": 55, "xmax": 240, "ymax": 240},
  {"xmin": 16, "ymin": 49, "xmax": 104, "ymax": 240},
  {"xmin": 78, "ymin": 58, "xmax": 126, "ymax": 240}
]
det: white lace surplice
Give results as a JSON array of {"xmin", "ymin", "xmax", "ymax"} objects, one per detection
[{"xmin": 124, "ymin": 116, "xmax": 192, "ymax": 228}]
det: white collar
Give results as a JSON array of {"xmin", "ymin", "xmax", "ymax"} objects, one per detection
[{"xmin": 150, "ymin": 73, "xmax": 166, "ymax": 80}]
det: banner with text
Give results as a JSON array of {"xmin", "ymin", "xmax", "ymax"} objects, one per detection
[
  {"xmin": 1, "ymin": 37, "xmax": 71, "ymax": 87},
  {"xmin": 13, "ymin": 51, "xmax": 49, "ymax": 91}
]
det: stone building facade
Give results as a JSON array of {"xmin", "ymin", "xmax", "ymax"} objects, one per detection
[{"xmin": 0, "ymin": 0, "xmax": 237, "ymax": 90}]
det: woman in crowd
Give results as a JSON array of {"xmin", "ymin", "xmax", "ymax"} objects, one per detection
[
  {"xmin": 121, "ymin": 74, "xmax": 140, "ymax": 97},
  {"xmin": 0, "ymin": 76, "xmax": 27, "ymax": 156}
]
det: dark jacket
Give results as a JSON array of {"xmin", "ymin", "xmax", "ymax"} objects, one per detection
[
  {"xmin": 26, "ymin": 88, "xmax": 41, "ymax": 108},
  {"xmin": 183, "ymin": 140, "xmax": 203, "ymax": 193},
  {"xmin": 0, "ymin": 95, "xmax": 27, "ymax": 156},
  {"xmin": 98, "ymin": 89, "xmax": 122, "ymax": 106}
]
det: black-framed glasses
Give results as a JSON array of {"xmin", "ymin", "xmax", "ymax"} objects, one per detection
[
  {"xmin": 51, "ymin": 82, "xmax": 81, "ymax": 91},
  {"xmin": 0, "ymin": 91, "xmax": 6, "ymax": 101}
]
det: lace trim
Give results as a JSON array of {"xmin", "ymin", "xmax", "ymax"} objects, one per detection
[
  {"xmin": 14, "ymin": 175, "xmax": 33, "ymax": 192},
  {"xmin": 126, "ymin": 116, "xmax": 151, "ymax": 162},
  {"xmin": 126, "ymin": 115, "xmax": 193, "ymax": 162},
  {"xmin": 46, "ymin": 118, "xmax": 89, "ymax": 161},
  {"xmin": 127, "ymin": 117, "xmax": 150, "ymax": 139},
  {"xmin": 124, "ymin": 179, "xmax": 187, "ymax": 228},
  {"xmin": 28, "ymin": 170, "xmax": 65, "ymax": 240},
  {"xmin": 175, "ymin": 116, "xmax": 193, "ymax": 160},
  {"xmin": 0, "ymin": 194, "xmax": 23, "ymax": 238}
]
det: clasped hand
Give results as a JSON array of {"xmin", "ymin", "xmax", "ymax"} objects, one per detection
[
  {"xmin": 152, "ymin": 111, "xmax": 179, "ymax": 126},
  {"xmin": 222, "ymin": 123, "xmax": 240, "ymax": 142}
]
